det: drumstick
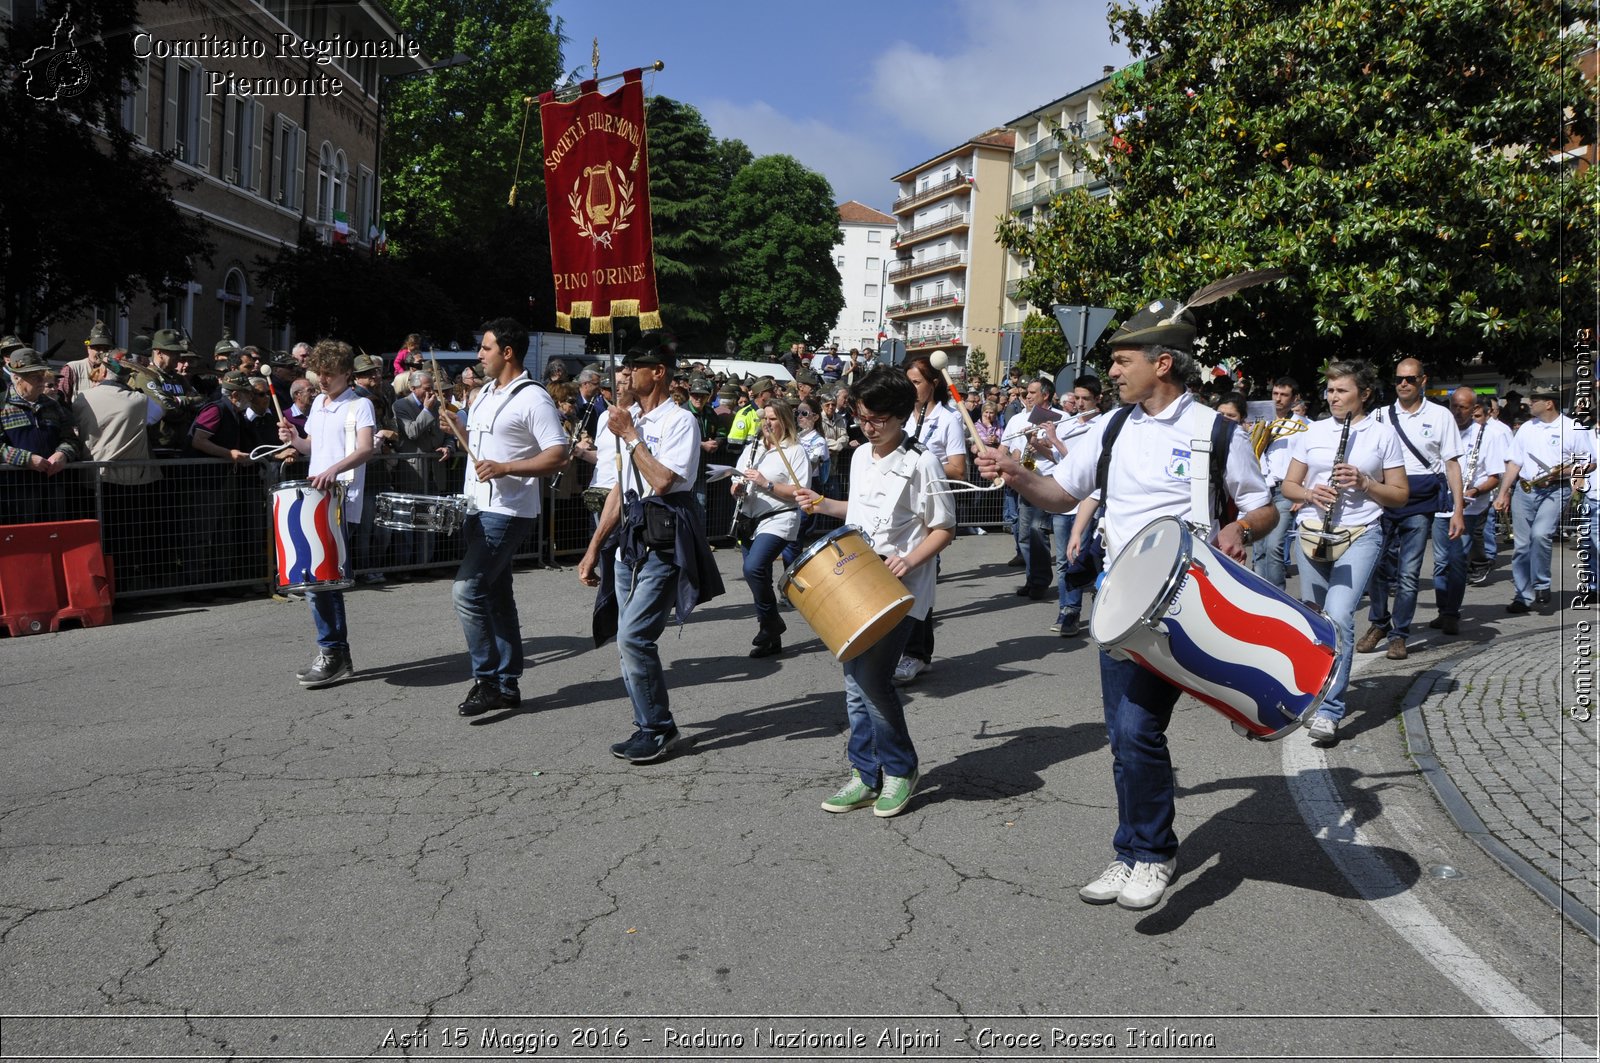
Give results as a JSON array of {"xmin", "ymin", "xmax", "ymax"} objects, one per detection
[
  {"xmin": 431, "ymin": 355, "xmax": 478, "ymax": 462},
  {"xmin": 928, "ymin": 350, "xmax": 987, "ymax": 456},
  {"xmin": 767, "ymin": 426, "xmax": 817, "ymax": 510}
]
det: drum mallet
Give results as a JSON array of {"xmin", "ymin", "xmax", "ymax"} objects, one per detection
[
  {"xmin": 928, "ymin": 350, "xmax": 988, "ymax": 456},
  {"xmin": 768, "ymin": 425, "xmax": 818, "ymax": 511}
]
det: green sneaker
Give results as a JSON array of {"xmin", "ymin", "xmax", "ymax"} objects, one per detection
[
  {"xmin": 821, "ymin": 769, "xmax": 879, "ymax": 813},
  {"xmin": 873, "ymin": 769, "xmax": 921, "ymax": 818}
]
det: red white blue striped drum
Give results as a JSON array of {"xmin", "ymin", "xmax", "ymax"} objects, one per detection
[
  {"xmin": 271, "ymin": 480, "xmax": 352, "ymax": 593},
  {"xmin": 1090, "ymin": 516, "xmax": 1337, "ymax": 740}
]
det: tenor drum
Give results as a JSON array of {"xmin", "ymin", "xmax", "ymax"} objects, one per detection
[
  {"xmin": 374, "ymin": 492, "xmax": 470, "ymax": 534},
  {"xmin": 1089, "ymin": 516, "xmax": 1338, "ymax": 740},
  {"xmin": 271, "ymin": 480, "xmax": 352, "ymax": 593},
  {"xmin": 780, "ymin": 526, "xmax": 915, "ymax": 662}
]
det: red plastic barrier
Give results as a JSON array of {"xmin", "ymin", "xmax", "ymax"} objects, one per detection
[{"xmin": 0, "ymin": 520, "xmax": 113, "ymax": 636}]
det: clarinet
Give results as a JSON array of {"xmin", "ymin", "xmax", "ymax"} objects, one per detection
[
  {"xmin": 1463, "ymin": 421, "xmax": 1485, "ymax": 495},
  {"xmin": 1323, "ymin": 414, "xmax": 1353, "ymax": 532},
  {"xmin": 1299, "ymin": 414, "xmax": 1363, "ymax": 563}
]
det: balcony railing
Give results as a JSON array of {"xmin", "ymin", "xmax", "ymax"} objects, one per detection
[
  {"xmin": 884, "ymin": 292, "xmax": 964, "ymax": 319},
  {"xmin": 1008, "ymin": 170, "xmax": 1105, "ymax": 212},
  {"xmin": 1012, "ymin": 137, "xmax": 1060, "ymax": 168},
  {"xmin": 892, "ymin": 211, "xmax": 970, "ymax": 247},
  {"xmin": 887, "ymin": 251, "xmax": 967, "ymax": 282},
  {"xmin": 907, "ymin": 331, "xmax": 963, "ymax": 350},
  {"xmin": 893, "ymin": 173, "xmax": 973, "ymax": 214}
]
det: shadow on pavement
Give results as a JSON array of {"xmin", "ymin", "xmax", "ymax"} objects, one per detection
[{"xmin": 918, "ymin": 722, "xmax": 1106, "ymax": 806}]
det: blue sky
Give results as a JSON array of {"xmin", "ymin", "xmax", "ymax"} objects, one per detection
[{"xmin": 547, "ymin": 0, "xmax": 1135, "ymax": 209}]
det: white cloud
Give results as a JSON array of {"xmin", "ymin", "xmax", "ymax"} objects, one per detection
[
  {"xmin": 699, "ymin": 99, "xmax": 901, "ymax": 212},
  {"xmin": 869, "ymin": 0, "xmax": 1132, "ymax": 144}
]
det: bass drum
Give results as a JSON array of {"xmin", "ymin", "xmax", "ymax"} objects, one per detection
[
  {"xmin": 271, "ymin": 480, "xmax": 352, "ymax": 593},
  {"xmin": 1090, "ymin": 516, "xmax": 1338, "ymax": 740},
  {"xmin": 780, "ymin": 525, "xmax": 914, "ymax": 662}
]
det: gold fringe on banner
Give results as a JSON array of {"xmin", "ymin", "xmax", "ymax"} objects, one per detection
[
  {"xmin": 555, "ymin": 302, "xmax": 659, "ymax": 335},
  {"xmin": 555, "ymin": 311, "xmax": 572, "ymax": 332},
  {"xmin": 610, "ymin": 299, "xmax": 640, "ymax": 317},
  {"xmin": 589, "ymin": 315, "xmax": 613, "ymax": 334},
  {"xmin": 638, "ymin": 309, "xmax": 661, "ymax": 330}
]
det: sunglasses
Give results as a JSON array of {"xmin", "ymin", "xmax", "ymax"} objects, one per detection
[{"xmin": 1393, "ymin": 375, "xmax": 1420, "ymax": 385}]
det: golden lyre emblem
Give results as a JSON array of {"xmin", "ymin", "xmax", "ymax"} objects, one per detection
[{"xmin": 569, "ymin": 159, "xmax": 636, "ymax": 250}]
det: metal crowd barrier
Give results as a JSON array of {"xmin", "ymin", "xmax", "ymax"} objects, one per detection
[{"xmin": 0, "ymin": 452, "xmax": 548, "ymax": 600}]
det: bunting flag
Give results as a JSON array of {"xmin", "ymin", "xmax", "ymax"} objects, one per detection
[{"xmin": 538, "ymin": 69, "xmax": 661, "ymax": 333}]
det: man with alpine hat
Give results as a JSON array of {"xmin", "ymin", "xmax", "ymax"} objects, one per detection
[
  {"xmin": 58, "ymin": 319, "xmax": 115, "ymax": 403},
  {"xmin": 132, "ymin": 328, "xmax": 203, "ymax": 451},
  {"xmin": 2, "ymin": 348, "xmax": 83, "ymax": 522},
  {"xmin": 979, "ymin": 290, "xmax": 1275, "ymax": 912}
]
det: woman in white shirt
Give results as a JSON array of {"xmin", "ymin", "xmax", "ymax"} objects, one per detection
[
  {"xmin": 1280, "ymin": 360, "xmax": 1408, "ymax": 744},
  {"xmin": 732, "ymin": 401, "xmax": 810, "ymax": 657}
]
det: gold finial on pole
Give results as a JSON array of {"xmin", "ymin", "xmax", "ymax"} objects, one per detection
[{"xmin": 591, "ymin": 38, "xmax": 600, "ymax": 79}]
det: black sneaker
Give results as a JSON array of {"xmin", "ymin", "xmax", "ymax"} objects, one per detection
[
  {"xmin": 458, "ymin": 681, "xmax": 493, "ymax": 716},
  {"xmin": 1507, "ymin": 598, "xmax": 1530, "ymax": 614},
  {"xmin": 617, "ymin": 727, "xmax": 681, "ymax": 764},
  {"xmin": 1535, "ymin": 590, "xmax": 1552, "ymax": 605},
  {"xmin": 1467, "ymin": 567, "xmax": 1489, "ymax": 586},
  {"xmin": 299, "ymin": 651, "xmax": 353, "ymax": 689}
]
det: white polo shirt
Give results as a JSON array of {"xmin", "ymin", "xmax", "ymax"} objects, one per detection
[
  {"xmin": 464, "ymin": 378, "xmax": 567, "ymax": 518},
  {"xmin": 306, "ymin": 387, "xmax": 376, "ymax": 523},
  {"xmin": 1373, "ymin": 399, "xmax": 1462, "ymax": 475},
  {"xmin": 905, "ymin": 400, "xmax": 967, "ymax": 469},
  {"xmin": 1451, "ymin": 419, "xmax": 1511, "ymax": 517},
  {"xmin": 1000, "ymin": 405, "xmax": 1062, "ymax": 478},
  {"xmin": 1508, "ymin": 414, "xmax": 1595, "ymax": 486},
  {"xmin": 591, "ymin": 399, "xmax": 700, "ymax": 496},
  {"xmin": 846, "ymin": 439, "xmax": 956, "ymax": 620},
  {"xmin": 1051, "ymin": 393, "xmax": 1269, "ymax": 565},
  {"xmin": 734, "ymin": 439, "xmax": 809, "ymax": 540},
  {"xmin": 1287, "ymin": 414, "xmax": 1405, "ymax": 530}
]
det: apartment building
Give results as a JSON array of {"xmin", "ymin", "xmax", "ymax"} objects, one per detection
[
  {"xmin": 827, "ymin": 200, "xmax": 896, "ymax": 352},
  {"xmin": 7, "ymin": 0, "xmax": 424, "ymax": 355},
  {"xmin": 883, "ymin": 129, "xmax": 1014, "ymax": 377}
]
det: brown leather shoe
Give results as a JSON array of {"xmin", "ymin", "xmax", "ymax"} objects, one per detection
[
  {"xmin": 1385, "ymin": 637, "xmax": 1408, "ymax": 661},
  {"xmin": 1356, "ymin": 625, "xmax": 1387, "ymax": 654}
]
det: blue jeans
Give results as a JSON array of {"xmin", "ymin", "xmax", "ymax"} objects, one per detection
[
  {"xmin": 1366, "ymin": 511, "xmax": 1431, "ymax": 640},
  {"xmin": 1482, "ymin": 509, "xmax": 1500, "ymax": 562},
  {"xmin": 1054, "ymin": 509, "xmax": 1094, "ymax": 614},
  {"xmin": 615, "ymin": 549, "xmax": 680, "ymax": 735},
  {"xmin": 741, "ymin": 532, "xmax": 790, "ymax": 637},
  {"xmin": 1433, "ymin": 512, "xmax": 1479, "ymax": 618},
  {"xmin": 1017, "ymin": 498, "xmax": 1053, "ymax": 590},
  {"xmin": 452, "ymin": 511, "xmax": 533, "ymax": 688},
  {"xmin": 1511, "ymin": 485, "xmax": 1570, "ymax": 602},
  {"xmin": 307, "ymin": 589, "xmax": 349, "ymax": 651},
  {"xmin": 1298, "ymin": 524, "xmax": 1385, "ymax": 722},
  {"xmin": 1253, "ymin": 487, "xmax": 1294, "ymax": 589},
  {"xmin": 842, "ymin": 615, "xmax": 917, "ymax": 785},
  {"xmin": 1098, "ymin": 652, "xmax": 1182, "ymax": 864}
]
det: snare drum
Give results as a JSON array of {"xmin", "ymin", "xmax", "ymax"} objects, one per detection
[
  {"xmin": 780, "ymin": 526, "xmax": 915, "ymax": 662},
  {"xmin": 1089, "ymin": 516, "xmax": 1338, "ymax": 740},
  {"xmin": 271, "ymin": 480, "xmax": 352, "ymax": 593},
  {"xmin": 374, "ymin": 492, "xmax": 470, "ymax": 534}
]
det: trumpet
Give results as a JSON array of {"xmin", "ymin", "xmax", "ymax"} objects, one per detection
[
  {"xmin": 1249, "ymin": 417, "xmax": 1308, "ymax": 459},
  {"xmin": 1520, "ymin": 460, "xmax": 1585, "ymax": 492}
]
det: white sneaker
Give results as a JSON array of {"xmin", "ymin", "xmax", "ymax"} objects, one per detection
[
  {"xmin": 891, "ymin": 656, "xmax": 929, "ymax": 684},
  {"xmin": 1078, "ymin": 860, "xmax": 1132, "ymax": 904},
  {"xmin": 1117, "ymin": 859, "xmax": 1176, "ymax": 910},
  {"xmin": 1306, "ymin": 713, "xmax": 1337, "ymax": 744}
]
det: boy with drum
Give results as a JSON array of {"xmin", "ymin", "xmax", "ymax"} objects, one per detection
[
  {"xmin": 794, "ymin": 366, "xmax": 955, "ymax": 819},
  {"xmin": 276, "ymin": 340, "xmax": 376, "ymax": 688}
]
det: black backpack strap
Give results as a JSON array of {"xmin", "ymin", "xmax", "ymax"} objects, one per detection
[
  {"xmin": 1209, "ymin": 414, "xmax": 1235, "ymax": 525},
  {"xmin": 1093, "ymin": 404, "xmax": 1136, "ymax": 500}
]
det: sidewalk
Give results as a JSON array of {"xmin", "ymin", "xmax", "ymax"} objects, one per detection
[{"xmin": 1398, "ymin": 605, "xmax": 1598, "ymax": 939}]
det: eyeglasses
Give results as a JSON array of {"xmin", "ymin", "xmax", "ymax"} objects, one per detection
[
  {"xmin": 854, "ymin": 409, "xmax": 893, "ymax": 428},
  {"xmin": 1394, "ymin": 375, "xmax": 1420, "ymax": 385}
]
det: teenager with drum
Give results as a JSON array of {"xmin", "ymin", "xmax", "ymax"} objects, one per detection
[
  {"xmin": 794, "ymin": 366, "xmax": 955, "ymax": 819},
  {"xmin": 1279, "ymin": 360, "xmax": 1408, "ymax": 745},
  {"xmin": 731, "ymin": 400, "xmax": 810, "ymax": 659},
  {"xmin": 977, "ymin": 303, "xmax": 1274, "ymax": 911},
  {"xmin": 276, "ymin": 340, "xmax": 376, "ymax": 689}
]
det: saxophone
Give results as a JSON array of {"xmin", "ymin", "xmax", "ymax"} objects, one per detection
[{"xmin": 1298, "ymin": 415, "xmax": 1370, "ymax": 562}]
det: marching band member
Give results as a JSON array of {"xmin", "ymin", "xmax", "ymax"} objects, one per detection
[
  {"xmin": 731, "ymin": 400, "xmax": 809, "ymax": 658},
  {"xmin": 1432, "ymin": 388, "xmax": 1505, "ymax": 634},
  {"xmin": 445, "ymin": 319, "xmax": 569, "ymax": 717},
  {"xmin": 1493, "ymin": 384, "xmax": 1596, "ymax": 613},
  {"xmin": 794, "ymin": 366, "xmax": 955, "ymax": 819},
  {"xmin": 1252, "ymin": 377, "xmax": 1307, "ymax": 590},
  {"xmin": 1280, "ymin": 360, "xmax": 1407, "ymax": 743},
  {"xmin": 978, "ymin": 303, "xmax": 1273, "ymax": 911},
  {"xmin": 276, "ymin": 340, "xmax": 376, "ymax": 689}
]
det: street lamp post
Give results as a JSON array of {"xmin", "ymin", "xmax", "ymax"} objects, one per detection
[{"xmin": 371, "ymin": 51, "xmax": 472, "ymax": 257}]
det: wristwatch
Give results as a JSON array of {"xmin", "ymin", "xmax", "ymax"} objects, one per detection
[
  {"xmin": 625, "ymin": 438, "xmax": 642, "ymax": 454},
  {"xmin": 1236, "ymin": 520, "xmax": 1253, "ymax": 545}
]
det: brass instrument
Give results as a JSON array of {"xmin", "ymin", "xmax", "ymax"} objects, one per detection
[
  {"xmin": 1521, "ymin": 459, "xmax": 1584, "ymax": 492},
  {"xmin": 1249, "ymin": 416, "xmax": 1308, "ymax": 459}
]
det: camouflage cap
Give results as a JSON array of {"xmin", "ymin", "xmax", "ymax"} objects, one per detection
[
  {"xmin": 151, "ymin": 328, "xmax": 190, "ymax": 354},
  {"xmin": 1107, "ymin": 299, "xmax": 1197, "ymax": 352},
  {"xmin": 7, "ymin": 349, "xmax": 51, "ymax": 374},
  {"xmin": 218, "ymin": 370, "xmax": 254, "ymax": 394},
  {"xmin": 86, "ymin": 320, "xmax": 114, "ymax": 347}
]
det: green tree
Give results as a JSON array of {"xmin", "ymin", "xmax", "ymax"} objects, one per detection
[
  {"xmin": 1016, "ymin": 312, "xmax": 1068, "ymax": 382},
  {"xmin": 997, "ymin": 0, "xmax": 1598, "ymax": 384},
  {"xmin": 646, "ymin": 96, "xmax": 737, "ymax": 350},
  {"xmin": 0, "ymin": 0, "xmax": 211, "ymax": 335},
  {"xmin": 719, "ymin": 155, "xmax": 845, "ymax": 353},
  {"xmin": 256, "ymin": 237, "xmax": 462, "ymax": 350}
]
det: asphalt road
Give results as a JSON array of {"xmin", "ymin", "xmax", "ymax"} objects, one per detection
[{"xmin": 2, "ymin": 532, "xmax": 1594, "ymax": 1062}]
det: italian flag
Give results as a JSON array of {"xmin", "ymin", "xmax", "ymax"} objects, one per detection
[{"xmin": 332, "ymin": 210, "xmax": 350, "ymax": 244}]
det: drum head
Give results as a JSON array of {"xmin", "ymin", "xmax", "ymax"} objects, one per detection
[
  {"xmin": 785, "ymin": 525, "xmax": 862, "ymax": 576},
  {"xmin": 1089, "ymin": 516, "xmax": 1189, "ymax": 645}
]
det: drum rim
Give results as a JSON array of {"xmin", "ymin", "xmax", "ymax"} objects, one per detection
[
  {"xmin": 783, "ymin": 524, "xmax": 870, "ymax": 582},
  {"xmin": 1089, "ymin": 515, "xmax": 1192, "ymax": 648},
  {"xmin": 272, "ymin": 478, "xmax": 343, "ymax": 495},
  {"xmin": 278, "ymin": 576, "xmax": 354, "ymax": 593},
  {"xmin": 832, "ymin": 593, "xmax": 915, "ymax": 662}
]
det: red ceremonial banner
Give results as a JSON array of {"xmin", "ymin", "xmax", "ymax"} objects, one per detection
[{"xmin": 538, "ymin": 70, "xmax": 661, "ymax": 333}]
